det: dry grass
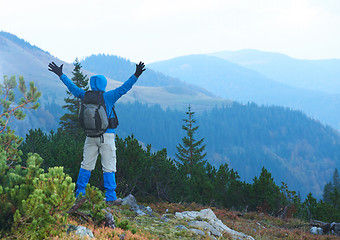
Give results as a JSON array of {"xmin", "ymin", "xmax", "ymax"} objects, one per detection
[{"xmin": 50, "ymin": 202, "xmax": 338, "ymax": 240}]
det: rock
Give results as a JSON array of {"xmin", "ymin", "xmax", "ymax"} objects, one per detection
[
  {"xmin": 188, "ymin": 220, "xmax": 221, "ymax": 237},
  {"xmin": 176, "ymin": 208, "xmax": 254, "ymax": 240},
  {"xmin": 122, "ymin": 194, "xmax": 139, "ymax": 209},
  {"xmin": 310, "ymin": 226, "xmax": 323, "ymax": 235},
  {"xmin": 310, "ymin": 219, "xmax": 340, "ymax": 236},
  {"xmin": 161, "ymin": 214, "xmax": 170, "ymax": 222},
  {"xmin": 331, "ymin": 222, "xmax": 340, "ymax": 235},
  {"xmin": 189, "ymin": 228, "xmax": 206, "ymax": 236},
  {"xmin": 67, "ymin": 224, "xmax": 94, "ymax": 239},
  {"xmin": 121, "ymin": 194, "xmax": 154, "ymax": 216},
  {"xmin": 175, "ymin": 225, "xmax": 189, "ymax": 230},
  {"xmin": 105, "ymin": 212, "xmax": 115, "ymax": 229},
  {"xmin": 146, "ymin": 206, "xmax": 153, "ymax": 214}
]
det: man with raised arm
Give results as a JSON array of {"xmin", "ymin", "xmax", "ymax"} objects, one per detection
[{"xmin": 48, "ymin": 61, "xmax": 145, "ymax": 205}]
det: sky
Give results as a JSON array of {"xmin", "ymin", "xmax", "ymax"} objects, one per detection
[{"xmin": 0, "ymin": 0, "xmax": 340, "ymax": 64}]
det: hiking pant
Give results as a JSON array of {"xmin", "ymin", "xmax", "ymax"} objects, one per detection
[{"xmin": 81, "ymin": 133, "xmax": 117, "ymax": 172}]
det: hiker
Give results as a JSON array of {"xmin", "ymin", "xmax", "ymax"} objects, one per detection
[{"xmin": 48, "ymin": 61, "xmax": 145, "ymax": 205}]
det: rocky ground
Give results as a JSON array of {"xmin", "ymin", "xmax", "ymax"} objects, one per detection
[{"xmin": 57, "ymin": 195, "xmax": 339, "ymax": 240}]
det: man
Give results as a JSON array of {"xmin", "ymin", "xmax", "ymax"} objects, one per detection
[{"xmin": 48, "ymin": 61, "xmax": 145, "ymax": 205}]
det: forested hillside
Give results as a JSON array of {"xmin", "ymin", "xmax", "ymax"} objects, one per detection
[{"xmin": 114, "ymin": 101, "xmax": 340, "ymax": 199}]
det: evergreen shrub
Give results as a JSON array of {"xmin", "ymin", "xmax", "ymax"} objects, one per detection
[{"xmin": 0, "ymin": 151, "xmax": 75, "ymax": 239}]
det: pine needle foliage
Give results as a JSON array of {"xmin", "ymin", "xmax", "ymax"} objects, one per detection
[
  {"xmin": 0, "ymin": 152, "xmax": 76, "ymax": 239},
  {"xmin": 0, "ymin": 75, "xmax": 41, "ymax": 134}
]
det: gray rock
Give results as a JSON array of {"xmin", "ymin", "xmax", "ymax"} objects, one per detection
[
  {"xmin": 331, "ymin": 222, "xmax": 340, "ymax": 235},
  {"xmin": 189, "ymin": 228, "xmax": 206, "ymax": 236},
  {"xmin": 329, "ymin": 223, "xmax": 340, "ymax": 236},
  {"xmin": 175, "ymin": 225, "xmax": 189, "ymax": 230},
  {"xmin": 310, "ymin": 227, "xmax": 323, "ymax": 235},
  {"xmin": 67, "ymin": 225, "xmax": 94, "ymax": 239},
  {"xmin": 146, "ymin": 206, "xmax": 153, "ymax": 214},
  {"xmin": 176, "ymin": 208, "xmax": 254, "ymax": 240},
  {"xmin": 188, "ymin": 220, "xmax": 221, "ymax": 237},
  {"xmin": 105, "ymin": 213, "xmax": 115, "ymax": 229},
  {"xmin": 161, "ymin": 214, "xmax": 170, "ymax": 222},
  {"xmin": 121, "ymin": 194, "xmax": 147, "ymax": 216},
  {"xmin": 135, "ymin": 209, "xmax": 146, "ymax": 216},
  {"xmin": 122, "ymin": 194, "xmax": 139, "ymax": 209}
]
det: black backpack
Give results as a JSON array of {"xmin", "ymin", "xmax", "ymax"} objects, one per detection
[{"xmin": 79, "ymin": 91, "xmax": 118, "ymax": 138}]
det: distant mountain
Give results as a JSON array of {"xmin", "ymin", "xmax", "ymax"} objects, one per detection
[
  {"xmin": 0, "ymin": 31, "xmax": 228, "ymax": 136},
  {"xmin": 209, "ymin": 49, "xmax": 340, "ymax": 94},
  {"xmin": 148, "ymin": 54, "xmax": 340, "ymax": 130},
  {"xmin": 81, "ymin": 54, "xmax": 211, "ymax": 92}
]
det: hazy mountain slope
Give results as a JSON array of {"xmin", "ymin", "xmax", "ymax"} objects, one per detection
[
  {"xmin": 0, "ymin": 32, "xmax": 228, "ymax": 136},
  {"xmin": 148, "ymin": 54, "xmax": 340, "ymax": 130},
  {"xmin": 209, "ymin": 49, "xmax": 340, "ymax": 94},
  {"xmin": 115, "ymin": 101, "xmax": 340, "ymax": 198},
  {"xmin": 81, "ymin": 54, "xmax": 215, "ymax": 97}
]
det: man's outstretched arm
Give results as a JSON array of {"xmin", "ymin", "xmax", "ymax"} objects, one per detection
[
  {"xmin": 117, "ymin": 61, "xmax": 145, "ymax": 95},
  {"xmin": 48, "ymin": 62, "xmax": 85, "ymax": 99}
]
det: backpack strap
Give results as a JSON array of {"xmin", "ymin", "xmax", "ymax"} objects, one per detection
[
  {"xmin": 108, "ymin": 105, "xmax": 119, "ymax": 129},
  {"xmin": 112, "ymin": 106, "xmax": 118, "ymax": 125}
]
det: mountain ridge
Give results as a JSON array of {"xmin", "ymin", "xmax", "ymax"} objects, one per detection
[
  {"xmin": 148, "ymin": 53, "xmax": 340, "ymax": 130},
  {"xmin": 209, "ymin": 49, "xmax": 340, "ymax": 94}
]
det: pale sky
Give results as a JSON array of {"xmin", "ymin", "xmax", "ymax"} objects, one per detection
[{"xmin": 0, "ymin": 0, "xmax": 339, "ymax": 63}]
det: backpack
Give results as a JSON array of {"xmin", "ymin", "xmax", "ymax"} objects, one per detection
[{"xmin": 79, "ymin": 91, "xmax": 109, "ymax": 138}]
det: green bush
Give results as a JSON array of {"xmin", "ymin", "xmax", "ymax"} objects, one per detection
[
  {"xmin": 77, "ymin": 184, "xmax": 107, "ymax": 224},
  {"xmin": 0, "ymin": 151, "xmax": 75, "ymax": 239}
]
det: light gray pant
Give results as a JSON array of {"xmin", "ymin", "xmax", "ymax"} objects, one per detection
[{"xmin": 81, "ymin": 133, "xmax": 116, "ymax": 173}]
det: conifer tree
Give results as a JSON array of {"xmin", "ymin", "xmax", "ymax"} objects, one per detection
[
  {"xmin": 175, "ymin": 105, "xmax": 209, "ymax": 202},
  {"xmin": 251, "ymin": 167, "xmax": 284, "ymax": 213},
  {"xmin": 176, "ymin": 105, "xmax": 207, "ymax": 177},
  {"xmin": 59, "ymin": 58, "xmax": 89, "ymax": 137},
  {"xmin": 0, "ymin": 75, "xmax": 41, "ymax": 164},
  {"xmin": 323, "ymin": 168, "xmax": 340, "ymax": 204},
  {"xmin": 333, "ymin": 168, "xmax": 340, "ymax": 191}
]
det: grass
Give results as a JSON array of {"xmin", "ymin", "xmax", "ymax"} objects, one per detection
[{"xmin": 48, "ymin": 201, "xmax": 339, "ymax": 239}]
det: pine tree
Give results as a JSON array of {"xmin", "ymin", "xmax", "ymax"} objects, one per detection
[
  {"xmin": 175, "ymin": 105, "xmax": 209, "ymax": 202},
  {"xmin": 303, "ymin": 192, "xmax": 318, "ymax": 220},
  {"xmin": 0, "ymin": 75, "xmax": 40, "ymax": 134},
  {"xmin": 175, "ymin": 105, "xmax": 207, "ymax": 177},
  {"xmin": 333, "ymin": 168, "xmax": 340, "ymax": 191},
  {"xmin": 59, "ymin": 58, "xmax": 89, "ymax": 137},
  {"xmin": 323, "ymin": 168, "xmax": 340, "ymax": 204},
  {"xmin": 0, "ymin": 75, "xmax": 41, "ymax": 164},
  {"xmin": 251, "ymin": 167, "xmax": 284, "ymax": 213},
  {"xmin": 323, "ymin": 182, "xmax": 333, "ymax": 203}
]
